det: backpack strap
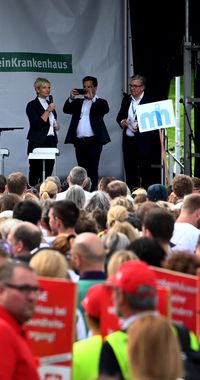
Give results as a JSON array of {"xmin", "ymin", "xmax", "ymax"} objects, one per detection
[{"xmin": 174, "ymin": 323, "xmax": 191, "ymax": 353}]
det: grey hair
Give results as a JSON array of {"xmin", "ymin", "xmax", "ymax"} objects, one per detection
[
  {"xmin": 65, "ymin": 185, "xmax": 86, "ymax": 209},
  {"xmin": 69, "ymin": 166, "xmax": 87, "ymax": 186},
  {"xmin": 84, "ymin": 191, "xmax": 110, "ymax": 213}
]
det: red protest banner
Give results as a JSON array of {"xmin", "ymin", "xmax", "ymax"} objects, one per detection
[
  {"xmin": 153, "ymin": 267, "xmax": 197, "ymax": 333},
  {"xmin": 26, "ymin": 277, "xmax": 77, "ymax": 380},
  {"xmin": 196, "ymin": 269, "xmax": 200, "ymax": 342}
]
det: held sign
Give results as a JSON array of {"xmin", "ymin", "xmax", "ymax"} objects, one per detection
[
  {"xmin": 136, "ymin": 99, "xmax": 176, "ymax": 133},
  {"xmin": 153, "ymin": 267, "xmax": 197, "ymax": 333},
  {"xmin": 26, "ymin": 277, "xmax": 77, "ymax": 380}
]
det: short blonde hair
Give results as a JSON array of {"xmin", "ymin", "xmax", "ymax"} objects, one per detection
[
  {"xmin": 29, "ymin": 248, "xmax": 69, "ymax": 279},
  {"xmin": 34, "ymin": 77, "xmax": 51, "ymax": 93},
  {"xmin": 128, "ymin": 315, "xmax": 183, "ymax": 380}
]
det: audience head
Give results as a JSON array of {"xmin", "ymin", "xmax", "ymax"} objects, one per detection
[
  {"xmin": 147, "ymin": 184, "xmax": 168, "ymax": 202},
  {"xmin": 0, "ymin": 193, "xmax": 21, "ymax": 212},
  {"xmin": 191, "ymin": 176, "xmax": 200, "ymax": 194},
  {"xmin": 0, "ymin": 218, "xmax": 21, "ymax": 240},
  {"xmin": 67, "ymin": 166, "xmax": 88, "ymax": 188},
  {"xmin": 30, "ymin": 248, "xmax": 69, "ymax": 278},
  {"xmin": 107, "ymin": 205, "xmax": 128, "ymax": 229},
  {"xmin": 107, "ymin": 249, "xmax": 138, "ymax": 278},
  {"xmin": 6, "ymin": 172, "xmax": 28, "ymax": 196},
  {"xmin": 39, "ymin": 180, "xmax": 58, "ymax": 200},
  {"xmin": 0, "ymin": 261, "xmax": 39, "ymax": 324},
  {"xmin": 135, "ymin": 201, "xmax": 159, "ymax": 224},
  {"xmin": 48, "ymin": 200, "xmax": 79, "ymax": 235},
  {"xmin": 163, "ymin": 250, "xmax": 200, "ymax": 275},
  {"xmin": 75, "ymin": 209, "xmax": 98, "ymax": 234},
  {"xmin": 110, "ymin": 196, "xmax": 135, "ymax": 213},
  {"xmin": 90, "ymin": 209, "xmax": 107, "ymax": 233},
  {"xmin": 84, "ymin": 191, "xmax": 110, "ymax": 213},
  {"xmin": 81, "ymin": 283, "xmax": 104, "ymax": 320},
  {"xmin": 46, "ymin": 176, "xmax": 62, "ymax": 192},
  {"xmin": 109, "ymin": 220, "xmax": 140, "ymax": 242},
  {"xmin": 71, "ymin": 232, "xmax": 105, "ymax": 275},
  {"xmin": 7, "ymin": 221, "xmax": 42, "ymax": 259},
  {"xmin": 13, "ymin": 200, "xmax": 42, "ymax": 225},
  {"xmin": 108, "ymin": 260, "xmax": 157, "ymax": 314},
  {"xmin": 128, "ymin": 236, "xmax": 166, "ymax": 267},
  {"xmin": 0, "ymin": 175, "xmax": 7, "ymax": 193},
  {"xmin": 128, "ymin": 315, "xmax": 183, "ymax": 380},
  {"xmin": 106, "ymin": 180, "xmax": 128, "ymax": 200},
  {"xmin": 143, "ymin": 207, "xmax": 174, "ymax": 244},
  {"xmin": 65, "ymin": 185, "xmax": 86, "ymax": 209},
  {"xmin": 172, "ymin": 174, "xmax": 193, "ymax": 199},
  {"xmin": 98, "ymin": 176, "xmax": 117, "ymax": 192}
]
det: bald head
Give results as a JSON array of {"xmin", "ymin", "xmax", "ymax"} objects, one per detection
[{"xmin": 71, "ymin": 232, "xmax": 105, "ymax": 274}]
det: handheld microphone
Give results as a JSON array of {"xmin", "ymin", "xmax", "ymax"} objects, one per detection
[{"xmin": 49, "ymin": 95, "xmax": 53, "ymax": 103}]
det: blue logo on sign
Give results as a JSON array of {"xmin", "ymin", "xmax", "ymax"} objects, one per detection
[{"xmin": 139, "ymin": 103, "xmax": 171, "ymax": 130}]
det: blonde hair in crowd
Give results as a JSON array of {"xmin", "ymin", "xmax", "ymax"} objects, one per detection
[
  {"xmin": 107, "ymin": 205, "xmax": 128, "ymax": 228},
  {"xmin": 107, "ymin": 249, "xmax": 138, "ymax": 278},
  {"xmin": 29, "ymin": 249, "xmax": 69, "ymax": 279},
  {"xmin": 128, "ymin": 315, "xmax": 183, "ymax": 380}
]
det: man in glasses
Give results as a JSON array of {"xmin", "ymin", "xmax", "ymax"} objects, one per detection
[
  {"xmin": 0, "ymin": 261, "xmax": 41, "ymax": 379},
  {"xmin": 116, "ymin": 74, "xmax": 161, "ymax": 192}
]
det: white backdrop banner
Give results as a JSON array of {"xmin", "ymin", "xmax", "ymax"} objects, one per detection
[{"xmin": 0, "ymin": 0, "xmax": 124, "ymax": 181}]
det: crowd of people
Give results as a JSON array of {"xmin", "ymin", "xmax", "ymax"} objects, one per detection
[{"xmin": 0, "ymin": 167, "xmax": 200, "ymax": 379}]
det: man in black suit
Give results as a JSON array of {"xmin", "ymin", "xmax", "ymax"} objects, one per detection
[
  {"xmin": 63, "ymin": 76, "xmax": 110, "ymax": 191},
  {"xmin": 116, "ymin": 74, "xmax": 161, "ymax": 192},
  {"xmin": 26, "ymin": 77, "xmax": 59, "ymax": 186}
]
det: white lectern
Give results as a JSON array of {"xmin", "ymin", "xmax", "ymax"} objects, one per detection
[{"xmin": 28, "ymin": 147, "xmax": 60, "ymax": 181}]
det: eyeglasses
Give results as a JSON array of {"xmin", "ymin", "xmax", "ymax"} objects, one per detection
[
  {"xmin": 4, "ymin": 283, "xmax": 41, "ymax": 295},
  {"xmin": 129, "ymin": 84, "xmax": 143, "ymax": 88}
]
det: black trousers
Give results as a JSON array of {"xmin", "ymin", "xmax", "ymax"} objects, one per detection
[
  {"xmin": 27, "ymin": 136, "xmax": 57, "ymax": 186},
  {"xmin": 74, "ymin": 136, "xmax": 103, "ymax": 191},
  {"xmin": 123, "ymin": 134, "xmax": 161, "ymax": 192}
]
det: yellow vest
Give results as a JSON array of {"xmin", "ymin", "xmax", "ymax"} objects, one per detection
[
  {"xmin": 105, "ymin": 331, "xmax": 134, "ymax": 380},
  {"xmin": 72, "ymin": 334, "xmax": 102, "ymax": 380}
]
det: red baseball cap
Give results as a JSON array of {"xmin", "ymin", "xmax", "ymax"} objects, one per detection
[
  {"xmin": 108, "ymin": 260, "xmax": 157, "ymax": 296},
  {"xmin": 81, "ymin": 283, "xmax": 104, "ymax": 318}
]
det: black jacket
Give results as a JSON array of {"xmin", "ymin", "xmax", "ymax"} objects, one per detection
[
  {"xmin": 26, "ymin": 97, "xmax": 58, "ymax": 145},
  {"xmin": 63, "ymin": 97, "xmax": 110, "ymax": 145}
]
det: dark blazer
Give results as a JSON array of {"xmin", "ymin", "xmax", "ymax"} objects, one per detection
[
  {"xmin": 116, "ymin": 93, "xmax": 160, "ymax": 154},
  {"xmin": 26, "ymin": 97, "xmax": 58, "ymax": 145},
  {"xmin": 63, "ymin": 97, "xmax": 111, "ymax": 145}
]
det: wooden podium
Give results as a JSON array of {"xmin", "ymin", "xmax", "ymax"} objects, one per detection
[{"xmin": 0, "ymin": 127, "xmax": 24, "ymax": 175}]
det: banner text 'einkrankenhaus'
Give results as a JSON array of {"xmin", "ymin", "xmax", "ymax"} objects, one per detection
[{"xmin": 0, "ymin": 52, "xmax": 72, "ymax": 73}]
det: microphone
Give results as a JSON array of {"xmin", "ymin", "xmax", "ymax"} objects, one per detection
[
  {"xmin": 179, "ymin": 98, "xmax": 184, "ymax": 104},
  {"xmin": 49, "ymin": 95, "xmax": 53, "ymax": 103}
]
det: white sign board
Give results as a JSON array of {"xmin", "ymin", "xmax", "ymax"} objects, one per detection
[{"xmin": 136, "ymin": 99, "xmax": 176, "ymax": 133}]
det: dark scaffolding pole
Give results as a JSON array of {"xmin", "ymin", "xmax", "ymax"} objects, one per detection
[{"xmin": 183, "ymin": 0, "xmax": 192, "ymax": 176}]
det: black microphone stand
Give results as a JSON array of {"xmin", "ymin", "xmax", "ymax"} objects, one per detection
[{"xmin": 179, "ymin": 98, "xmax": 195, "ymax": 174}]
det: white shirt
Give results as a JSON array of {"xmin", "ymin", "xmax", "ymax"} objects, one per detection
[
  {"xmin": 38, "ymin": 97, "xmax": 56, "ymax": 136},
  {"xmin": 126, "ymin": 93, "xmax": 144, "ymax": 137},
  {"xmin": 76, "ymin": 96, "xmax": 98, "ymax": 138},
  {"xmin": 171, "ymin": 222, "xmax": 200, "ymax": 253},
  {"xmin": 56, "ymin": 189, "xmax": 93, "ymax": 202}
]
